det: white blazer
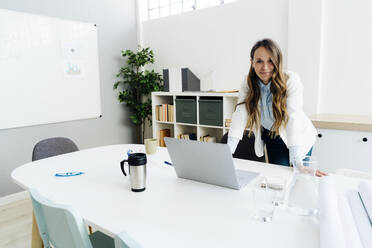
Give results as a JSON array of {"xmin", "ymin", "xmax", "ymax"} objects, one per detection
[{"xmin": 228, "ymin": 71, "xmax": 317, "ymax": 159}]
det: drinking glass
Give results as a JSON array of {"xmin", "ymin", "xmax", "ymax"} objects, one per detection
[
  {"xmin": 293, "ymin": 156, "xmax": 318, "ymax": 176},
  {"xmin": 251, "ymin": 184, "xmax": 277, "ymax": 222},
  {"xmin": 266, "ymin": 176, "xmax": 287, "ymax": 206},
  {"xmin": 287, "ymin": 156, "xmax": 319, "ymax": 216}
]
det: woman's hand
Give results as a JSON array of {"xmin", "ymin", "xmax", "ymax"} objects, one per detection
[
  {"xmin": 315, "ymin": 170, "xmax": 328, "ymax": 177},
  {"xmin": 293, "ymin": 161, "xmax": 328, "ymax": 177}
]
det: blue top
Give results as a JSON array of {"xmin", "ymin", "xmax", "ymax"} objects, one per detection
[{"xmin": 258, "ymin": 79, "xmax": 274, "ymax": 130}]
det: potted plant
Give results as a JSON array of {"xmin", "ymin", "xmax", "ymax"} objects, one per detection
[{"xmin": 114, "ymin": 47, "xmax": 163, "ymax": 144}]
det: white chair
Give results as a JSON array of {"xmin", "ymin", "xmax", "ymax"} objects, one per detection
[
  {"xmin": 29, "ymin": 189, "xmax": 142, "ymax": 248},
  {"xmin": 335, "ymin": 168, "xmax": 372, "ymax": 181},
  {"xmin": 115, "ymin": 232, "xmax": 144, "ymax": 248}
]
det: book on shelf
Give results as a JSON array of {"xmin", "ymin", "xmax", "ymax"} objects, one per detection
[
  {"xmin": 155, "ymin": 105, "xmax": 163, "ymax": 121},
  {"xmin": 199, "ymin": 135, "xmax": 216, "ymax": 143},
  {"xmin": 177, "ymin": 133, "xmax": 197, "ymax": 141},
  {"xmin": 155, "ymin": 104, "xmax": 174, "ymax": 122},
  {"xmin": 169, "ymin": 105, "xmax": 174, "ymax": 122},
  {"xmin": 155, "ymin": 106, "xmax": 159, "ymax": 122},
  {"xmin": 167, "ymin": 104, "xmax": 174, "ymax": 122},
  {"xmin": 225, "ymin": 119, "xmax": 232, "ymax": 127},
  {"xmin": 159, "ymin": 128, "xmax": 171, "ymax": 147},
  {"xmin": 162, "ymin": 104, "xmax": 167, "ymax": 122}
]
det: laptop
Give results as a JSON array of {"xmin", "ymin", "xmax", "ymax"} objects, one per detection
[{"xmin": 164, "ymin": 137, "xmax": 259, "ymax": 190}]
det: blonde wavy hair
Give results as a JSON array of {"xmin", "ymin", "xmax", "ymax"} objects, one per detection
[{"xmin": 243, "ymin": 39, "xmax": 288, "ymax": 137}]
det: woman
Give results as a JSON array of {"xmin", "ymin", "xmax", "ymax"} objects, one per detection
[{"xmin": 228, "ymin": 38, "xmax": 327, "ymax": 176}]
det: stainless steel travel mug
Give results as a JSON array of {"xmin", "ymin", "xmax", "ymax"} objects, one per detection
[{"xmin": 120, "ymin": 153, "xmax": 147, "ymax": 192}]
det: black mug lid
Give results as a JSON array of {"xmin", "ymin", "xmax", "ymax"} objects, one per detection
[{"xmin": 128, "ymin": 153, "xmax": 147, "ymax": 166}]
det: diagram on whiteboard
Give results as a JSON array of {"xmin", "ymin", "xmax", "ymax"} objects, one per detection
[
  {"xmin": 64, "ymin": 61, "xmax": 84, "ymax": 77},
  {"xmin": 60, "ymin": 39, "xmax": 86, "ymax": 77}
]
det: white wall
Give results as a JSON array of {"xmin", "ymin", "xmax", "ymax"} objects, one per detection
[
  {"xmin": 142, "ymin": 0, "xmax": 372, "ymax": 117},
  {"xmin": 142, "ymin": 0, "xmax": 289, "ymax": 92},
  {"xmin": 319, "ymin": 0, "xmax": 372, "ymax": 115},
  {"xmin": 0, "ymin": 0, "xmax": 138, "ymax": 197},
  {"xmin": 287, "ymin": 0, "xmax": 323, "ymax": 115}
]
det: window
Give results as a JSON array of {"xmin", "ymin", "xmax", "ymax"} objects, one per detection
[{"xmin": 146, "ymin": 0, "xmax": 238, "ymax": 20}]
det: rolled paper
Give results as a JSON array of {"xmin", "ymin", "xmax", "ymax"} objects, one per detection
[
  {"xmin": 347, "ymin": 190, "xmax": 372, "ymax": 248},
  {"xmin": 338, "ymin": 195, "xmax": 363, "ymax": 248},
  {"xmin": 319, "ymin": 176, "xmax": 346, "ymax": 248},
  {"xmin": 358, "ymin": 181, "xmax": 372, "ymax": 224}
]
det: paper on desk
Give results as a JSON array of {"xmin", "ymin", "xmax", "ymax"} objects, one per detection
[
  {"xmin": 348, "ymin": 190, "xmax": 372, "ymax": 248},
  {"xmin": 358, "ymin": 181, "xmax": 372, "ymax": 224},
  {"xmin": 319, "ymin": 176, "xmax": 347, "ymax": 248}
]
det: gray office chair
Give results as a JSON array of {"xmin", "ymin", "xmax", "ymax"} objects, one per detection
[
  {"xmin": 220, "ymin": 132, "xmax": 265, "ymax": 162},
  {"xmin": 32, "ymin": 137, "xmax": 79, "ymax": 161}
]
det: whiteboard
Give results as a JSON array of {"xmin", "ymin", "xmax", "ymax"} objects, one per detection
[{"xmin": 0, "ymin": 9, "xmax": 101, "ymax": 130}]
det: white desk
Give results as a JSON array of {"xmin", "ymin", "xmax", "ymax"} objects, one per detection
[{"xmin": 12, "ymin": 144, "xmax": 324, "ymax": 248}]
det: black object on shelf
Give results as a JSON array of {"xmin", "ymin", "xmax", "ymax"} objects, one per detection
[
  {"xmin": 163, "ymin": 69, "xmax": 169, "ymax": 92},
  {"xmin": 175, "ymin": 96, "xmax": 197, "ymax": 124},
  {"xmin": 182, "ymin": 68, "xmax": 200, "ymax": 91},
  {"xmin": 199, "ymin": 97, "xmax": 223, "ymax": 126},
  {"xmin": 189, "ymin": 133, "xmax": 197, "ymax": 140}
]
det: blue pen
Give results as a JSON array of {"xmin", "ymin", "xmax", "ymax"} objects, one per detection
[
  {"xmin": 55, "ymin": 172, "xmax": 84, "ymax": 177},
  {"xmin": 164, "ymin": 161, "xmax": 173, "ymax": 166}
]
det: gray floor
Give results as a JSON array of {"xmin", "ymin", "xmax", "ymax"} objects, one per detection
[{"xmin": 0, "ymin": 198, "xmax": 32, "ymax": 248}]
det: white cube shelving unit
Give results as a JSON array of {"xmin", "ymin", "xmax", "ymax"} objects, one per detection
[{"xmin": 152, "ymin": 91, "xmax": 239, "ymax": 143}]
